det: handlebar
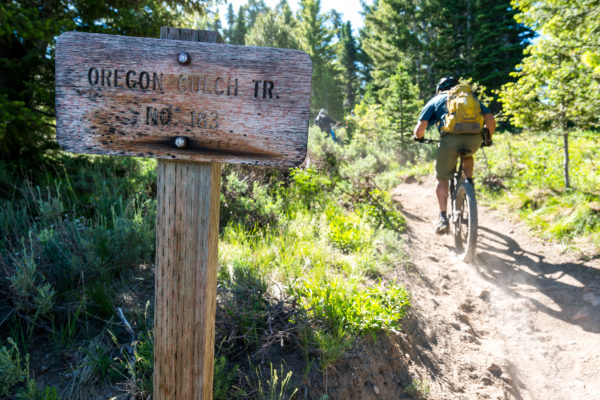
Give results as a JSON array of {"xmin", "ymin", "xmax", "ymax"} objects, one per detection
[
  {"xmin": 415, "ymin": 128, "xmax": 492, "ymax": 147},
  {"xmin": 413, "ymin": 137, "xmax": 440, "ymax": 144}
]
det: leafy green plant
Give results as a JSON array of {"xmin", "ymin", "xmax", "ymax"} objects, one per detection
[
  {"xmin": 293, "ymin": 277, "xmax": 411, "ymax": 336},
  {"xmin": 16, "ymin": 380, "xmax": 60, "ymax": 400},
  {"xmin": 246, "ymin": 362, "xmax": 298, "ymax": 400},
  {"xmin": 213, "ymin": 354, "xmax": 239, "ymax": 400},
  {"xmin": 218, "ymin": 258, "xmax": 269, "ymax": 351},
  {"xmin": 8, "ymin": 239, "xmax": 56, "ymax": 319},
  {"xmin": 289, "ymin": 168, "xmax": 332, "ymax": 209},
  {"xmin": 0, "ymin": 338, "xmax": 27, "ymax": 397},
  {"xmin": 325, "ymin": 207, "xmax": 372, "ymax": 253},
  {"xmin": 359, "ymin": 188, "xmax": 406, "ymax": 232},
  {"xmin": 220, "ymin": 169, "xmax": 285, "ymax": 228},
  {"xmin": 477, "ymin": 132, "xmax": 600, "ymax": 247},
  {"xmin": 406, "ymin": 377, "xmax": 431, "ymax": 399},
  {"xmin": 301, "ymin": 327, "xmax": 353, "ymax": 369},
  {"xmin": 0, "ymin": 337, "xmax": 60, "ymax": 399}
]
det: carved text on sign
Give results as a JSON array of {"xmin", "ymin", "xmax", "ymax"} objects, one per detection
[
  {"xmin": 87, "ymin": 67, "xmax": 277, "ymax": 100},
  {"xmin": 177, "ymin": 75, "xmax": 239, "ymax": 97},
  {"xmin": 87, "ymin": 67, "xmax": 276, "ymax": 128},
  {"xmin": 88, "ymin": 68, "xmax": 164, "ymax": 90}
]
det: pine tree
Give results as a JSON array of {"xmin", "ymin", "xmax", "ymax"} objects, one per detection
[
  {"xmin": 231, "ymin": 6, "xmax": 248, "ymax": 45},
  {"xmin": 245, "ymin": 0, "xmax": 268, "ymax": 27},
  {"xmin": 382, "ymin": 64, "xmax": 423, "ymax": 142},
  {"xmin": 212, "ymin": 12, "xmax": 222, "ymax": 32},
  {"xmin": 360, "ymin": 0, "xmax": 532, "ymax": 98},
  {"xmin": 224, "ymin": 3, "xmax": 236, "ymax": 43},
  {"xmin": 276, "ymin": 0, "xmax": 296, "ymax": 26},
  {"xmin": 246, "ymin": 9, "xmax": 299, "ymax": 49},
  {"xmin": 337, "ymin": 21, "xmax": 359, "ymax": 112},
  {"xmin": 471, "ymin": 0, "xmax": 534, "ymax": 105},
  {"xmin": 360, "ymin": 0, "xmax": 423, "ymax": 96},
  {"xmin": 296, "ymin": 0, "xmax": 343, "ymax": 117}
]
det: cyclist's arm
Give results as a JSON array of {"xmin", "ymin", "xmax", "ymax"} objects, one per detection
[
  {"xmin": 413, "ymin": 120, "xmax": 428, "ymax": 139},
  {"xmin": 483, "ymin": 113, "xmax": 496, "ymax": 137}
]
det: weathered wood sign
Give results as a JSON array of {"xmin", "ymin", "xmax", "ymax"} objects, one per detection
[{"xmin": 55, "ymin": 31, "xmax": 312, "ymax": 166}]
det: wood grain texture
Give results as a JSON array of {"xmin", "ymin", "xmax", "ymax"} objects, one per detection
[
  {"xmin": 55, "ymin": 30, "xmax": 312, "ymax": 166},
  {"xmin": 154, "ymin": 160, "xmax": 221, "ymax": 400},
  {"xmin": 153, "ymin": 29, "xmax": 223, "ymax": 400}
]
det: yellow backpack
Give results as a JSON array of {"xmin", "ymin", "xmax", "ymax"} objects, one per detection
[{"xmin": 442, "ymin": 84, "xmax": 484, "ymax": 134}]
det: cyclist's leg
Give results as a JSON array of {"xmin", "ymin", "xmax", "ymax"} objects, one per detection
[
  {"xmin": 436, "ymin": 135, "xmax": 459, "ymax": 212},
  {"xmin": 463, "ymin": 156, "xmax": 474, "ymax": 178},
  {"xmin": 436, "ymin": 134, "xmax": 458, "ymax": 186},
  {"xmin": 461, "ymin": 134, "xmax": 482, "ymax": 178},
  {"xmin": 436, "ymin": 179, "xmax": 449, "ymax": 212},
  {"xmin": 435, "ymin": 136, "xmax": 457, "ymax": 233}
]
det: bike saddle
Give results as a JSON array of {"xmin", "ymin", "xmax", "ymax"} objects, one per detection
[{"xmin": 457, "ymin": 149, "xmax": 471, "ymax": 157}]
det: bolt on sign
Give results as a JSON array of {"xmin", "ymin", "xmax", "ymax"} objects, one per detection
[
  {"xmin": 56, "ymin": 30, "xmax": 312, "ymax": 166},
  {"xmin": 55, "ymin": 27, "xmax": 312, "ymax": 400}
]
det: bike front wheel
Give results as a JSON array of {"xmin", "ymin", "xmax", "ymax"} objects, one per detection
[{"xmin": 453, "ymin": 182, "xmax": 478, "ymax": 262}]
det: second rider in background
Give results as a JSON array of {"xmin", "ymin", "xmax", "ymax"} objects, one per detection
[{"xmin": 413, "ymin": 76, "xmax": 496, "ymax": 234}]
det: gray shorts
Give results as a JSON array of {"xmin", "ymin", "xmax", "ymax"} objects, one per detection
[{"xmin": 435, "ymin": 133, "xmax": 481, "ymax": 180}]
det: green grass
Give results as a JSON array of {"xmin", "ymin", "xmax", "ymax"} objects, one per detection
[
  {"xmin": 214, "ymin": 126, "xmax": 412, "ymax": 380},
  {"xmin": 0, "ymin": 122, "xmax": 413, "ymax": 397},
  {"xmin": 477, "ymin": 132, "xmax": 600, "ymax": 249}
]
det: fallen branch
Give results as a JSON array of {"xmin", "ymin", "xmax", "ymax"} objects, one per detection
[{"xmin": 116, "ymin": 307, "xmax": 137, "ymax": 380}]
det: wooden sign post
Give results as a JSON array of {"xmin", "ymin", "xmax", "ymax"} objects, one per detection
[{"xmin": 55, "ymin": 27, "xmax": 312, "ymax": 399}]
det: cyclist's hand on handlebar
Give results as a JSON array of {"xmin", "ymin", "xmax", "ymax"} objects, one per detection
[
  {"xmin": 414, "ymin": 136, "xmax": 425, "ymax": 143},
  {"xmin": 481, "ymin": 128, "xmax": 493, "ymax": 147}
]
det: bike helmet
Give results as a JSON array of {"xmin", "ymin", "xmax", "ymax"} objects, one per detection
[{"xmin": 436, "ymin": 76, "xmax": 458, "ymax": 92}]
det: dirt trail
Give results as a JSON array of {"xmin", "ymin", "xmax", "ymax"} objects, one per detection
[{"xmin": 391, "ymin": 178, "xmax": 600, "ymax": 400}]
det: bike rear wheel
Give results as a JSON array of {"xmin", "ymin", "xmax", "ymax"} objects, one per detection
[{"xmin": 453, "ymin": 182, "xmax": 478, "ymax": 262}]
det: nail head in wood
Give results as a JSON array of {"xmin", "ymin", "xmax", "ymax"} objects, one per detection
[
  {"xmin": 178, "ymin": 52, "xmax": 191, "ymax": 65},
  {"xmin": 174, "ymin": 136, "xmax": 187, "ymax": 149}
]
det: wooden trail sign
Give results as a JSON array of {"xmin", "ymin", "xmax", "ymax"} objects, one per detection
[
  {"xmin": 56, "ymin": 30, "xmax": 312, "ymax": 166},
  {"xmin": 55, "ymin": 27, "xmax": 312, "ymax": 400}
]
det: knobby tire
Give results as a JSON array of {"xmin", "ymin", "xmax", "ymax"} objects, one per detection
[{"xmin": 454, "ymin": 182, "xmax": 478, "ymax": 262}]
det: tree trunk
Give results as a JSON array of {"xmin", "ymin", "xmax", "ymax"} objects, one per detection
[{"xmin": 563, "ymin": 131, "xmax": 570, "ymax": 189}]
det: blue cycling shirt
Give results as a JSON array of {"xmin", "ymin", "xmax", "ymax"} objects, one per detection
[{"xmin": 419, "ymin": 93, "xmax": 490, "ymax": 132}]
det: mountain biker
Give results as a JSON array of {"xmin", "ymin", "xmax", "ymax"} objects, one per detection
[
  {"xmin": 413, "ymin": 76, "xmax": 496, "ymax": 234},
  {"xmin": 314, "ymin": 109, "xmax": 339, "ymax": 143}
]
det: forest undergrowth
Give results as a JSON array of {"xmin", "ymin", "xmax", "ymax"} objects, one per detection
[
  {"xmin": 0, "ymin": 115, "xmax": 414, "ymax": 399},
  {"xmin": 2, "ymin": 109, "xmax": 597, "ymax": 399}
]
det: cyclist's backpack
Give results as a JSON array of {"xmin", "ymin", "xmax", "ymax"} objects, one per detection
[{"xmin": 442, "ymin": 84, "xmax": 484, "ymax": 134}]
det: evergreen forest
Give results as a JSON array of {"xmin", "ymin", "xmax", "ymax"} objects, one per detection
[{"xmin": 1, "ymin": 0, "xmax": 599, "ymax": 398}]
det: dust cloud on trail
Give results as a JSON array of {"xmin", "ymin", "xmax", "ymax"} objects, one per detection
[{"xmin": 392, "ymin": 178, "xmax": 600, "ymax": 400}]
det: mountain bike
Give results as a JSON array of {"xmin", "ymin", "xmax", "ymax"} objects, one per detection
[{"xmin": 416, "ymin": 138, "xmax": 478, "ymax": 262}]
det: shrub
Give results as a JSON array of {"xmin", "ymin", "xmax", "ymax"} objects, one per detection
[
  {"xmin": 293, "ymin": 277, "xmax": 411, "ymax": 336},
  {"xmin": 325, "ymin": 207, "xmax": 372, "ymax": 253},
  {"xmin": 213, "ymin": 354, "xmax": 239, "ymax": 400},
  {"xmin": 220, "ymin": 169, "xmax": 285, "ymax": 228},
  {"xmin": 0, "ymin": 338, "xmax": 27, "ymax": 397},
  {"xmin": 0, "ymin": 156, "xmax": 156, "ymax": 343}
]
